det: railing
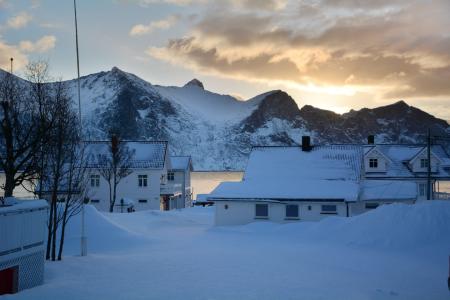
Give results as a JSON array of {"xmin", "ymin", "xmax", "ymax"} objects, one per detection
[
  {"xmin": 160, "ymin": 183, "xmax": 182, "ymax": 195},
  {"xmin": 434, "ymin": 192, "xmax": 450, "ymax": 200}
]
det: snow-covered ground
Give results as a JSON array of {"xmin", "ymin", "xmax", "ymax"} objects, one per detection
[{"xmin": 5, "ymin": 202, "xmax": 450, "ymax": 300}]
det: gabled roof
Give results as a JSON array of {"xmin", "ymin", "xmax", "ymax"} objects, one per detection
[
  {"xmin": 408, "ymin": 146, "xmax": 443, "ymax": 165},
  {"xmin": 363, "ymin": 146, "xmax": 393, "ymax": 163},
  {"xmin": 170, "ymin": 156, "xmax": 192, "ymax": 171},
  {"xmin": 363, "ymin": 144, "xmax": 450, "ymax": 178},
  {"xmin": 85, "ymin": 141, "xmax": 168, "ymax": 169}
]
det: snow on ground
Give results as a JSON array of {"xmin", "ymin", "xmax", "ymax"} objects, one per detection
[{"xmin": 4, "ymin": 202, "xmax": 450, "ymax": 300}]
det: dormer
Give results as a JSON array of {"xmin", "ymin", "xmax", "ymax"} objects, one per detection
[
  {"xmin": 364, "ymin": 146, "xmax": 390, "ymax": 173},
  {"xmin": 408, "ymin": 147, "xmax": 441, "ymax": 173}
]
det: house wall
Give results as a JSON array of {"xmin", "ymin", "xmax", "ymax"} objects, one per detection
[
  {"xmin": 364, "ymin": 151, "xmax": 387, "ymax": 173},
  {"xmin": 215, "ymin": 201, "xmax": 348, "ymax": 226},
  {"xmin": 170, "ymin": 170, "xmax": 192, "ymax": 208},
  {"xmin": 86, "ymin": 168, "xmax": 165, "ymax": 212},
  {"xmin": 409, "ymin": 153, "xmax": 439, "ymax": 173}
]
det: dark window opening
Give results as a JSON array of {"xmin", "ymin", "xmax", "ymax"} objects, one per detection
[
  {"xmin": 285, "ymin": 204, "xmax": 299, "ymax": 218},
  {"xmin": 255, "ymin": 204, "xmax": 268, "ymax": 218}
]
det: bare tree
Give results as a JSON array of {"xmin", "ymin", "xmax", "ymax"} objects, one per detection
[
  {"xmin": 97, "ymin": 135, "xmax": 134, "ymax": 212},
  {"xmin": 0, "ymin": 63, "xmax": 54, "ymax": 200}
]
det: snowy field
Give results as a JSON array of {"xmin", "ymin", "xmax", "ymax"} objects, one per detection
[{"xmin": 4, "ymin": 202, "xmax": 450, "ymax": 300}]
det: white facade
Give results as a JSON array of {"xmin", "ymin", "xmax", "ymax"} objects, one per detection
[
  {"xmin": 84, "ymin": 141, "xmax": 182, "ymax": 212},
  {"xmin": 168, "ymin": 156, "xmax": 193, "ymax": 209}
]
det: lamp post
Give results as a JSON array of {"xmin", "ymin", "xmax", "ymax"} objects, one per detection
[{"xmin": 73, "ymin": 0, "xmax": 87, "ymax": 257}]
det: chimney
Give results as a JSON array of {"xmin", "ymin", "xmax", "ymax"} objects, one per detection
[
  {"xmin": 367, "ymin": 135, "xmax": 375, "ymax": 145},
  {"xmin": 302, "ymin": 136, "xmax": 312, "ymax": 151}
]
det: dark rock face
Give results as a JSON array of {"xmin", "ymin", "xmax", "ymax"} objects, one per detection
[
  {"xmin": 184, "ymin": 79, "xmax": 204, "ymax": 89},
  {"xmin": 241, "ymin": 91, "xmax": 302, "ymax": 133}
]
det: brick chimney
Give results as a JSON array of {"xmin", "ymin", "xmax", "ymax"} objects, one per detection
[
  {"xmin": 302, "ymin": 136, "xmax": 312, "ymax": 151},
  {"xmin": 367, "ymin": 135, "xmax": 375, "ymax": 145}
]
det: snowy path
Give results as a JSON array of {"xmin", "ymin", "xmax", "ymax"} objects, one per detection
[{"xmin": 4, "ymin": 203, "xmax": 450, "ymax": 300}]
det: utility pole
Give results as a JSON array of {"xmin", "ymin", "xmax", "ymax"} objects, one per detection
[
  {"xmin": 10, "ymin": 58, "xmax": 13, "ymax": 74},
  {"xmin": 73, "ymin": 0, "xmax": 87, "ymax": 257},
  {"xmin": 427, "ymin": 128, "xmax": 431, "ymax": 200}
]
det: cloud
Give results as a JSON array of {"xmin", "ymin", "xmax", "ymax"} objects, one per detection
[
  {"xmin": 6, "ymin": 12, "xmax": 32, "ymax": 29},
  {"xmin": 147, "ymin": 0, "xmax": 450, "ymax": 99},
  {"xmin": 19, "ymin": 35, "xmax": 56, "ymax": 53},
  {"xmin": 130, "ymin": 15, "xmax": 179, "ymax": 36},
  {"xmin": 0, "ymin": 39, "xmax": 28, "ymax": 70}
]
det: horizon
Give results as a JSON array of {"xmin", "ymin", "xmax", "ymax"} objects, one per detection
[
  {"xmin": 0, "ymin": 0, "xmax": 449, "ymax": 120},
  {"xmin": 2, "ymin": 64, "xmax": 449, "ymax": 124}
]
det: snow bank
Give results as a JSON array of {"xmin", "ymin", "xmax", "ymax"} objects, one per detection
[
  {"xmin": 217, "ymin": 201, "xmax": 450, "ymax": 252},
  {"xmin": 60, "ymin": 205, "xmax": 149, "ymax": 255}
]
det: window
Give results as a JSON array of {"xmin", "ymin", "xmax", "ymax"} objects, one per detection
[
  {"xmin": 420, "ymin": 159, "xmax": 429, "ymax": 168},
  {"xmin": 321, "ymin": 205, "xmax": 337, "ymax": 214},
  {"xmin": 365, "ymin": 203, "xmax": 379, "ymax": 209},
  {"xmin": 138, "ymin": 175, "xmax": 148, "ymax": 187},
  {"xmin": 90, "ymin": 174, "xmax": 100, "ymax": 187},
  {"xmin": 285, "ymin": 204, "xmax": 299, "ymax": 218},
  {"xmin": 90, "ymin": 199, "xmax": 100, "ymax": 203},
  {"xmin": 308, "ymin": 205, "xmax": 311, "ymax": 211},
  {"xmin": 138, "ymin": 199, "xmax": 148, "ymax": 203},
  {"xmin": 168, "ymin": 172, "xmax": 175, "ymax": 181},
  {"xmin": 369, "ymin": 158, "xmax": 378, "ymax": 168},
  {"xmin": 419, "ymin": 183, "xmax": 426, "ymax": 196},
  {"xmin": 255, "ymin": 204, "xmax": 268, "ymax": 218}
]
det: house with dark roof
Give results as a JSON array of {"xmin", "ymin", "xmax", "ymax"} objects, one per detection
[
  {"xmin": 208, "ymin": 136, "xmax": 450, "ymax": 225},
  {"xmin": 85, "ymin": 141, "xmax": 183, "ymax": 212}
]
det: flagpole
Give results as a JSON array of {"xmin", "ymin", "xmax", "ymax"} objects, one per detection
[{"xmin": 74, "ymin": 0, "xmax": 87, "ymax": 257}]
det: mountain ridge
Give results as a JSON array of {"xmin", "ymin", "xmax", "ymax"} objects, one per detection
[{"xmin": 1, "ymin": 67, "xmax": 449, "ymax": 170}]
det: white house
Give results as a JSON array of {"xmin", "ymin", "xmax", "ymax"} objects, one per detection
[
  {"xmin": 85, "ymin": 141, "xmax": 182, "ymax": 212},
  {"xmin": 209, "ymin": 137, "xmax": 450, "ymax": 226},
  {"xmin": 168, "ymin": 156, "xmax": 193, "ymax": 209},
  {"xmin": 0, "ymin": 199, "xmax": 47, "ymax": 295}
]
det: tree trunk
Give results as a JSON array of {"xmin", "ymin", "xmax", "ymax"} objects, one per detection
[
  {"xmin": 57, "ymin": 202, "xmax": 69, "ymax": 260},
  {"xmin": 108, "ymin": 181, "xmax": 113, "ymax": 213},
  {"xmin": 45, "ymin": 199, "xmax": 54, "ymax": 260},
  {"xmin": 3, "ymin": 172, "xmax": 15, "ymax": 198},
  {"xmin": 51, "ymin": 198, "xmax": 57, "ymax": 261}
]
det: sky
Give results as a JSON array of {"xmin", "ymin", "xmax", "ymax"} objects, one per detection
[{"xmin": 1, "ymin": 0, "xmax": 450, "ymax": 121}]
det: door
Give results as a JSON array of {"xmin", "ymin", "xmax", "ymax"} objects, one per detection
[{"xmin": 0, "ymin": 266, "xmax": 18, "ymax": 295}]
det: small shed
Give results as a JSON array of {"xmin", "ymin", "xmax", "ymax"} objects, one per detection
[{"xmin": 0, "ymin": 199, "xmax": 48, "ymax": 295}]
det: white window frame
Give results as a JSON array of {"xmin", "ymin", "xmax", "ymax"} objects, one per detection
[
  {"xmin": 320, "ymin": 204, "xmax": 337, "ymax": 215},
  {"xmin": 90, "ymin": 174, "xmax": 100, "ymax": 187},
  {"xmin": 167, "ymin": 172, "xmax": 175, "ymax": 181},
  {"xmin": 138, "ymin": 175, "xmax": 148, "ymax": 187},
  {"xmin": 369, "ymin": 158, "xmax": 378, "ymax": 168},
  {"xmin": 255, "ymin": 204, "xmax": 269, "ymax": 219},
  {"xmin": 285, "ymin": 204, "xmax": 299, "ymax": 219},
  {"xmin": 420, "ymin": 158, "xmax": 429, "ymax": 169}
]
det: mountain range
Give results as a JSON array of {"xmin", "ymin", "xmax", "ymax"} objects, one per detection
[{"xmin": 2, "ymin": 67, "xmax": 449, "ymax": 170}]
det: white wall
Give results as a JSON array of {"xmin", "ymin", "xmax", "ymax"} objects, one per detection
[
  {"xmin": 410, "ymin": 152, "xmax": 439, "ymax": 173},
  {"xmin": 364, "ymin": 150, "xmax": 387, "ymax": 173},
  {"xmin": 215, "ymin": 201, "xmax": 348, "ymax": 226},
  {"xmin": 87, "ymin": 168, "xmax": 164, "ymax": 212}
]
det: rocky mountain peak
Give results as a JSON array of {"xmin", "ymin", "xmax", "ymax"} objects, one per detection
[{"xmin": 184, "ymin": 78, "xmax": 204, "ymax": 89}]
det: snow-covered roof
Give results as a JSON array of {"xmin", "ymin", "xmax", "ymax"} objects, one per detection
[
  {"xmin": 170, "ymin": 156, "xmax": 192, "ymax": 171},
  {"xmin": 244, "ymin": 145, "xmax": 363, "ymax": 182},
  {"xmin": 209, "ymin": 180, "xmax": 359, "ymax": 202},
  {"xmin": 364, "ymin": 144, "xmax": 450, "ymax": 178},
  {"xmin": 85, "ymin": 141, "xmax": 168, "ymax": 169},
  {"xmin": 361, "ymin": 180, "xmax": 417, "ymax": 200},
  {"xmin": 209, "ymin": 145, "xmax": 363, "ymax": 202}
]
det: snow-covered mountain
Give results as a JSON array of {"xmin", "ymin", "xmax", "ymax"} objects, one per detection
[{"xmin": 2, "ymin": 67, "xmax": 449, "ymax": 170}]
